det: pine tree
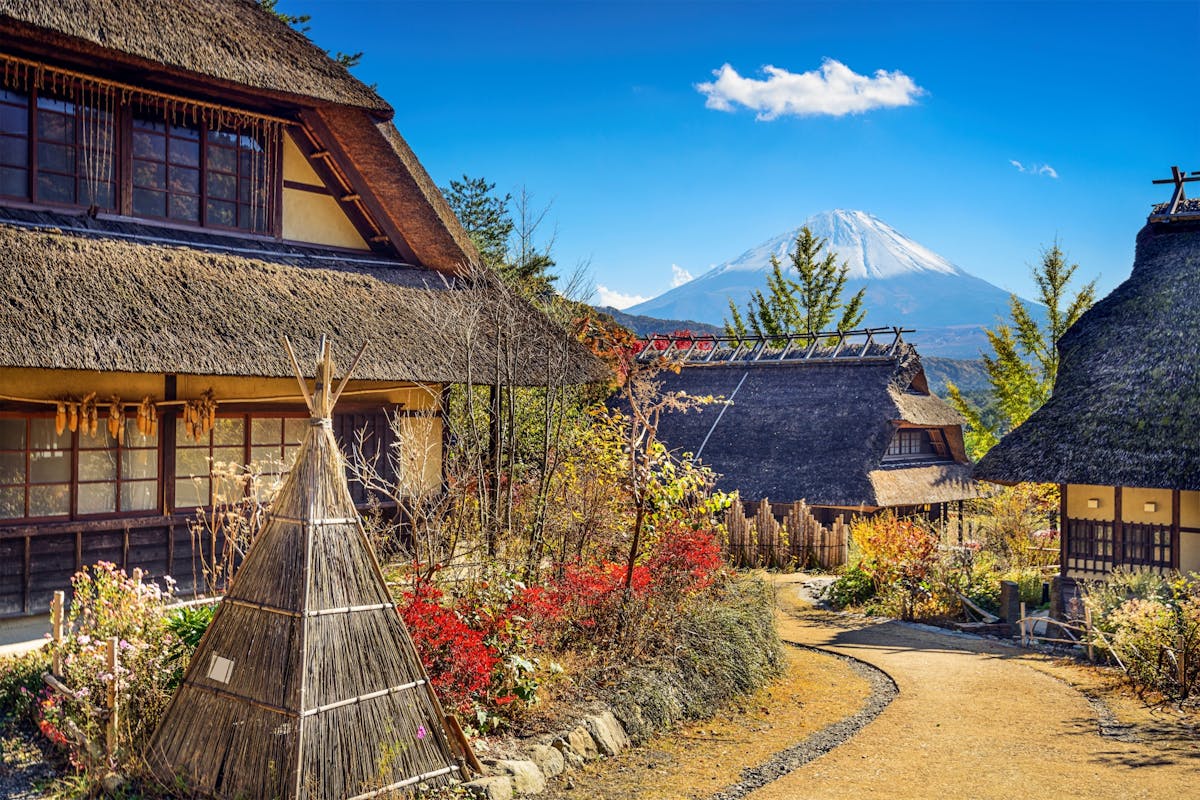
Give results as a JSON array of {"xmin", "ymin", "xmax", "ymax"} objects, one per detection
[
  {"xmin": 948, "ymin": 241, "xmax": 1096, "ymax": 459},
  {"xmin": 723, "ymin": 226, "xmax": 866, "ymax": 341},
  {"xmin": 442, "ymin": 175, "xmax": 514, "ymax": 271}
]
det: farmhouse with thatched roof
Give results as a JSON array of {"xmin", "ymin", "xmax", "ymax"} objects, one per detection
[
  {"xmin": 646, "ymin": 330, "xmax": 978, "ymax": 522},
  {"xmin": 0, "ymin": 0, "xmax": 598, "ymax": 617},
  {"xmin": 976, "ymin": 191, "xmax": 1200, "ymax": 581}
]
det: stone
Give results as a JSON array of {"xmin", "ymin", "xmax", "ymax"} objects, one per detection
[
  {"xmin": 565, "ymin": 725, "xmax": 599, "ymax": 760},
  {"xmin": 490, "ymin": 759, "xmax": 547, "ymax": 795},
  {"xmin": 464, "ymin": 776, "xmax": 514, "ymax": 800},
  {"xmin": 584, "ymin": 711, "xmax": 630, "ymax": 756},
  {"xmin": 530, "ymin": 744, "xmax": 565, "ymax": 779}
]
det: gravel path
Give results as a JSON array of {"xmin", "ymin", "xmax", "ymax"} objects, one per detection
[
  {"xmin": 708, "ymin": 644, "xmax": 896, "ymax": 799},
  {"xmin": 752, "ymin": 575, "xmax": 1200, "ymax": 800}
]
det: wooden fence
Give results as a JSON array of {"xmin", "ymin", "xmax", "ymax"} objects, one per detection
[{"xmin": 725, "ymin": 499, "xmax": 848, "ymax": 570}]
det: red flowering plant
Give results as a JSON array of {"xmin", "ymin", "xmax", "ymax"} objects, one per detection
[{"xmin": 531, "ymin": 523, "xmax": 726, "ymax": 663}]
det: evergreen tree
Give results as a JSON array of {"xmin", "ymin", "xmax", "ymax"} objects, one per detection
[
  {"xmin": 948, "ymin": 241, "xmax": 1096, "ymax": 459},
  {"xmin": 442, "ymin": 176, "xmax": 558, "ymax": 297},
  {"xmin": 723, "ymin": 226, "xmax": 866, "ymax": 341},
  {"xmin": 442, "ymin": 175, "xmax": 514, "ymax": 271}
]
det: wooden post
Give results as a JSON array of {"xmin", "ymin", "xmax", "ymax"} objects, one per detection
[
  {"xmin": 1113, "ymin": 486, "xmax": 1123, "ymax": 568},
  {"xmin": 1177, "ymin": 635, "xmax": 1187, "ymax": 691},
  {"xmin": 50, "ymin": 591, "xmax": 65, "ymax": 676},
  {"xmin": 1085, "ymin": 606, "xmax": 1095, "ymax": 662},
  {"xmin": 106, "ymin": 636, "xmax": 119, "ymax": 758},
  {"xmin": 1171, "ymin": 489, "xmax": 1181, "ymax": 570},
  {"xmin": 1019, "ymin": 601, "xmax": 1027, "ymax": 646}
]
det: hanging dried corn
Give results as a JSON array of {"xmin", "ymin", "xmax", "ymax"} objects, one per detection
[
  {"xmin": 182, "ymin": 390, "xmax": 218, "ymax": 443},
  {"xmin": 136, "ymin": 396, "xmax": 158, "ymax": 438},
  {"xmin": 79, "ymin": 393, "xmax": 98, "ymax": 438},
  {"xmin": 107, "ymin": 396, "xmax": 125, "ymax": 444},
  {"xmin": 67, "ymin": 401, "xmax": 79, "ymax": 434},
  {"xmin": 55, "ymin": 402, "xmax": 66, "ymax": 436}
]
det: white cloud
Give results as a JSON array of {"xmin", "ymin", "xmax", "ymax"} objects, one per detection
[
  {"xmin": 1010, "ymin": 159, "xmax": 1059, "ymax": 179},
  {"xmin": 696, "ymin": 58, "xmax": 924, "ymax": 120},
  {"xmin": 595, "ymin": 284, "xmax": 650, "ymax": 310},
  {"xmin": 670, "ymin": 264, "xmax": 693, "ymax": 287}
]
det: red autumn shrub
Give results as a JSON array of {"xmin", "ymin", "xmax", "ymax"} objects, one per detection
[
  {"xmin": 533, "ymin": 524, "xmax": 724, "ymax": 655},
  {"xmin": 398, "ymin": 581, "xmax": 497, "ymax": 715}
]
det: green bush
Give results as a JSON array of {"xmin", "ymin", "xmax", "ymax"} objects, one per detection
[
  {"xmin": 825, "ymin": 564, "xmax": 875, "ymax": 609},
  {"xmin": 0, "ymin": 648, "xmax": 50, "ymax": 729},
  {"xmin": 1000, "ymin": 566, "xmax": 1047, "ymax": 607},
  {"xmin": 1082, "ymin": 570, "xmax": 1200, "ymax": 704},
  {"xmin": 605, "ymin": 575, "xmax": 784, "ymax": 741}
]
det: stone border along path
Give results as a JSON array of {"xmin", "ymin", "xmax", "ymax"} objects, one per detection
[{"xmin": 709, "ymin": 643, "xmax": 898, "ymax": 800}]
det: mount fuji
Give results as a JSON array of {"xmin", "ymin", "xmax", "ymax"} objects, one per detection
[{"xmin": 626, "ymin": 210, "xmax": 1041, "ymax": 358}]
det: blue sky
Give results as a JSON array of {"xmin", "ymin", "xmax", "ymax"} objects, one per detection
[{"xmin": 282, "ymin": 0, "xmax": 1199, "ymax": 308}]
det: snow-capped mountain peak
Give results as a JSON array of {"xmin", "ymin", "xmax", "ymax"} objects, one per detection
[
  {"xmin": 625, "ymin": 209, "xmax": 1041, "ymax": 358},
  {"xmin": 712, "ymin": 209, "xmax": 964, "ymax": 281}
]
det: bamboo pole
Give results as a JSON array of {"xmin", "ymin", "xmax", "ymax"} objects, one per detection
[
  {"xmin": 1019, "ymin": 602, "xmax": 1027, "ymax": 646},
  {"xmin": 50, "ymin": 591, "xmax": 64, "ymax": 676},
  {"xmin": 105, "ymin": 636, "xmax": 118, "ymax": 758}
]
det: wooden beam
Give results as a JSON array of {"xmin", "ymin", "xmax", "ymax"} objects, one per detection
[
  {"xmin": 285, "ymin": 124, "xmax": 400, "ymax": 259},
  {"xmin": 1172, "ymin": 489, "xmax": 1181, "ymax": 570},
  {"xmin": 297, "ymin": 110, "xmax": 423, "ymax": 265},
  {"xmin": 1059, "ymin": 483, "xmax": 1068, "ymax": 574},
  {"xmin": 1114, "ymin": 486, "xmax": 1124, "ymax": 567}
]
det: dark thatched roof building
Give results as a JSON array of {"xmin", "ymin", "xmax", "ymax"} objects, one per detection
[
  {"xmin": 649, "ymin": 336, "xmax": 978, "ymax": 521},
  {"xmin": 976, "ymin": 208, "xmax": 1200, "ymax": 580},
  {"xmin": 0, "ymin": 0, "xmax": 601, "ymax": 618}
]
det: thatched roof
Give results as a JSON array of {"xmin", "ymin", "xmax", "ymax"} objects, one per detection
[
  {"xmin": 0, "ymin": 210, "xmax": 605, "ymax": 386},
  {"xmin": 0, "ymin": 0, "xmax": 389, "ymax": 113},
  {"xmin": 650, "ymin": 345, "xmax": 977, "ymax": 507},
  {"xmin": 975, "ymin": 221, "xmax": 1200, "ymax": 490},
  {"xmin": 306, "ymin": 108, "xmax": 481, "ymax": 274},
  {"xmin": 150, "ymin": 351, "xmax": 461, "ymax": 797}
]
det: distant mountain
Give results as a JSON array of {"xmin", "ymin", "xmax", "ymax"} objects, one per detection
[
  {"xmin": 922, "ymin": 356, "xmax": 989, "ymax": 395},
  {"xmin": 593, "ymin": 306, "xmax": 723, "ymax": 337},
  {"xmin": 627, "ymin": 209, "xmax": 1040, "ymax": 358}
]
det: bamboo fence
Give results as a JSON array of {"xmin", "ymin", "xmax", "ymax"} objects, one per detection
[{"xmin": 725, "ymin": 499, "xmax": 848, "ymax": 570}]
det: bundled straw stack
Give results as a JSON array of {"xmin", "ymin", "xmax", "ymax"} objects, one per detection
[{"xmin": 149, "ymin": 339, "xmax": 461, "ymax": 799}]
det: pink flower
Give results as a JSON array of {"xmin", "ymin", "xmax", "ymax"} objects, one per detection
[{"xmin": 416, "ymin": 725, "xmax": 427, "ymax": 740}]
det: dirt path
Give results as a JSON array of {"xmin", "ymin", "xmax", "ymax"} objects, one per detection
[{"xmin": 757, "ymin": 574, "xmax": 1200, "ymax": 800}]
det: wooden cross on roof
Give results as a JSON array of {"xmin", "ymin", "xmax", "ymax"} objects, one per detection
[{"xmin": 1151, "ymin": 165, "xmax": 1200, "ymax": 217}]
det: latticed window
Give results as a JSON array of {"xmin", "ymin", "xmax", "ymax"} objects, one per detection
[
  {"xmin": 1, "ymin": 59, "xmax": 280, "ymax": 234},
  {"xmin": 132, "ymin": 116, "xmax": 271, "ymax": 232},
  {"xmin": 174, "ymin": 415, "xmax": 305, "ymax": 509},
  {"xmin": 885, "ymin": 428, "xmax": 950, "ymax": 460},
  {"xmin": 0, "ymin": 87, "xmax": 116, "ymax": 210},
  {"xmin": 0, "ymin": 414, "xmax": 158, "ymax": 520}
]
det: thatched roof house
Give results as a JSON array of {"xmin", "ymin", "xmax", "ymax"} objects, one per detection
[
  {"xmin": 648, "ymin": 333, "xmax": 978, "ymax": 520},
  {"xmin": 976, "ymin": 206, "xmax": 1200, "ymax": 579},
  {"xmin": 0, "ymin": 0, "xmax": 600, "ymax": 618}
]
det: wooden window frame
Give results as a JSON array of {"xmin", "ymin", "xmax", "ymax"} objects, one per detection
[
  {"xmin": 172, "ymin": 412, "xmax": 307, "ymax": 512},
  {"xmin": 0, "ymin": 85, "xmax": 118, "ymax": 212},
  {"xmin": 0, "ymin": 411, "xmax": 162, "ymax": 523},
  {"xmin": 0, "ymin": 81, "xmax": 280, "ymax": 236}
]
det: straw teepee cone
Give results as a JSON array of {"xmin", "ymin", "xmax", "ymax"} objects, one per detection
[{"xmin": 149, "ymin": 338, "xmax": 463, "ymax": 799}]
